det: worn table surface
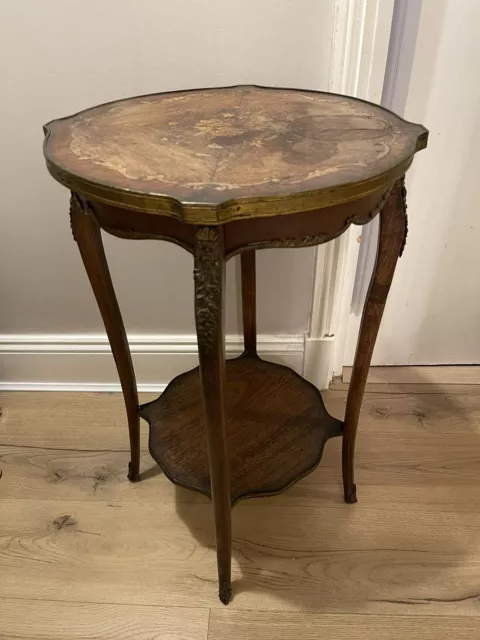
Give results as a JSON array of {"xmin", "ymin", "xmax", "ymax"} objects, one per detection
[{"xmin": 44, "ymin": 85, "xmax": 427, "ymax": 221}]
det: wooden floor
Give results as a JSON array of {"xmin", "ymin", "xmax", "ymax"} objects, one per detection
[{"xmin": 1, "ymin": 383, "xmax": 480, "ymax": 639}]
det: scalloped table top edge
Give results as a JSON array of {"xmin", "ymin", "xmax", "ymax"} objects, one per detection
[{"xmin": 43, "ymin": 85, "xmax": 428, "ymax": 224}]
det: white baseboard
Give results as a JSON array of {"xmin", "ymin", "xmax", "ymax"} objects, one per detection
[
  {"xmin": 0, "ymin": 333, "xmax": 304, "ymax": 392},
  {"xmin": 303, "ymin": 336, "xmax": 335, "ymax": 390}
]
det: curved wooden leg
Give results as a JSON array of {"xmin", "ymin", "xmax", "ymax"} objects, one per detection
[
  {"xmin": 70, "ymin": 194, "xmax": 140, "ymax": 482},
  {"xmin": 343, "ymin": 179, "xmax": 407, "ymax": 503},
  {"xmin": 241, "ymin": 251, "xmax": 257, "ymax": 355},
  {"xmin": 194, "ymin": 227, "xmax": 232, "ymax": 605}
]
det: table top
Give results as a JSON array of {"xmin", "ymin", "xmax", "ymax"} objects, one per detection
[{"xmin": 44, "ymin": 85, "xmax": 427, "ymax": 223}]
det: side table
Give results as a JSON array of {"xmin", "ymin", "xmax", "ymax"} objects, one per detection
[{"xmin": 43, "ymin": 85, "xmax": 427, "ymax": 603}]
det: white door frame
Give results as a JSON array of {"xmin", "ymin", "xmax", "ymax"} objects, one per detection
[
  {"xmin": 303, "ymin": 0, "xmax": 395, "ymax": 389},
  {"xmin": 344, "ymin": 0, "xmax": 424, "ymax": 375},
  {"xmin": 349, "ymin": 0, "xmax": 424, "ymax": 330}
]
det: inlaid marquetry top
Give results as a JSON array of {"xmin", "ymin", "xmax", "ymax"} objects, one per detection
[{"xmin": 44, "ymin": 85, "xmax": 427, "ymax": 223}]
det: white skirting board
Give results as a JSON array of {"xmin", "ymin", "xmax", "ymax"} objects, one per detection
[
  {"xmin": 342, "ymin": 365, "xmax": 480, "ymax": 385},
  {"xmin": 0, "ymin": 333, "xmax": 305, "ymax": 392}
]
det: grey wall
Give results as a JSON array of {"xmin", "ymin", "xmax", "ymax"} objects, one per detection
[{"xmin": 1, "ymin": 0, "xmax": 336, "ymax": 336}]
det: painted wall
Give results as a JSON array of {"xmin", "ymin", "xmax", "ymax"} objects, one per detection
[
  {"xmin": 1, "ymin": 1, "xmax": 336, "ymax": 341},
  {"xmin": 345, "ymin": 0, "xmax": 480, "ymax": 365}
]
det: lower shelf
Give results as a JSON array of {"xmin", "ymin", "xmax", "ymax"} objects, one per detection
[{"xmin": 139, "ymin": 355, "xmax": 343, "ymax": 505}]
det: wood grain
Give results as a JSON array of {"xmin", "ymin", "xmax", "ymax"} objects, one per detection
[
  {"xmin": 44, "ymin": 86, "xmax": 427, "ymax": 220},
  {"xmin": 2, "ymin": 387, "xmax": 480, "ymax": 635},
  {"xmin": 70, "ymin": 195, "xmax": 140, "ymax": 482},
  {"xmin": 141, "ymin": 356, "xmax": 342, "ymax": 504},
  {"xmin": 0, "ymin": 598, "xmax": 208, "ymax": 640},
  {"xmin": 209, "ymin": 611, "xmax": 480, "ymax": 640},
  {"xmin": 343, "ymin": 365, "xmax": 480, "ymax": 385},
  {"xmin": 343, "ymin": 178, "xmax": 407, "ymax": 505},
  {"xmin": 0, "ymin": 391, "xmax": 156, "ymax": 449},
  {"xmin": 3, "ymin": 433, "xmax": 480, "ymax": 506},
  {"xmin": 2, "ymin": 388, "xmax": 480, "ymax": 503},
  {"xmin": 193, "ymin": 224, "xmax": 232, "ymax": 603},
  {"xmin": 2, "ymin": 497, "xmax": 480, "ymax": 615}
]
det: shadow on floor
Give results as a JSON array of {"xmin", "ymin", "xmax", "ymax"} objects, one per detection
[{"xmin": 152, "ymin": 373, "xmax": 479, "ymax": 611}]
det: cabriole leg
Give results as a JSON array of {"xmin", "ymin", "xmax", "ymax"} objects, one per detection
[
  {"xmin": 343, "ymin": 179, "xmax": 407, "ymax": 503},
  {"xmin": 70, "ymin": 194, "xmax": 140, "ymax": 482}
]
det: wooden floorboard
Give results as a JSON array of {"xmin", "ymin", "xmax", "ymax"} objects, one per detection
[
  {"xmin": 0, "ymin": 597, "xmax": 209, "ymax": 640},
  {"xmin": 1, "ymin": 386, "xmax": 480, "ymax": 636},
  {"xmin": 209, "ymin": 610, "xmax": 480, "ymax": 640},
  {"xmin": 342, "ymin": 365, "xmax": 480, "ymax": 386}
]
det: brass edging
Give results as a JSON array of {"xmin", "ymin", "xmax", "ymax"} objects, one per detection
[{"xmin": 45, "ymin": 155, "xmax": 415, "ymax": 225}]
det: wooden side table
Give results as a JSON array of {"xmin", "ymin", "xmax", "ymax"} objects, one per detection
[{"xmin": 43, "ymin": 86, "xmax": 427, "ymax": 604}]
